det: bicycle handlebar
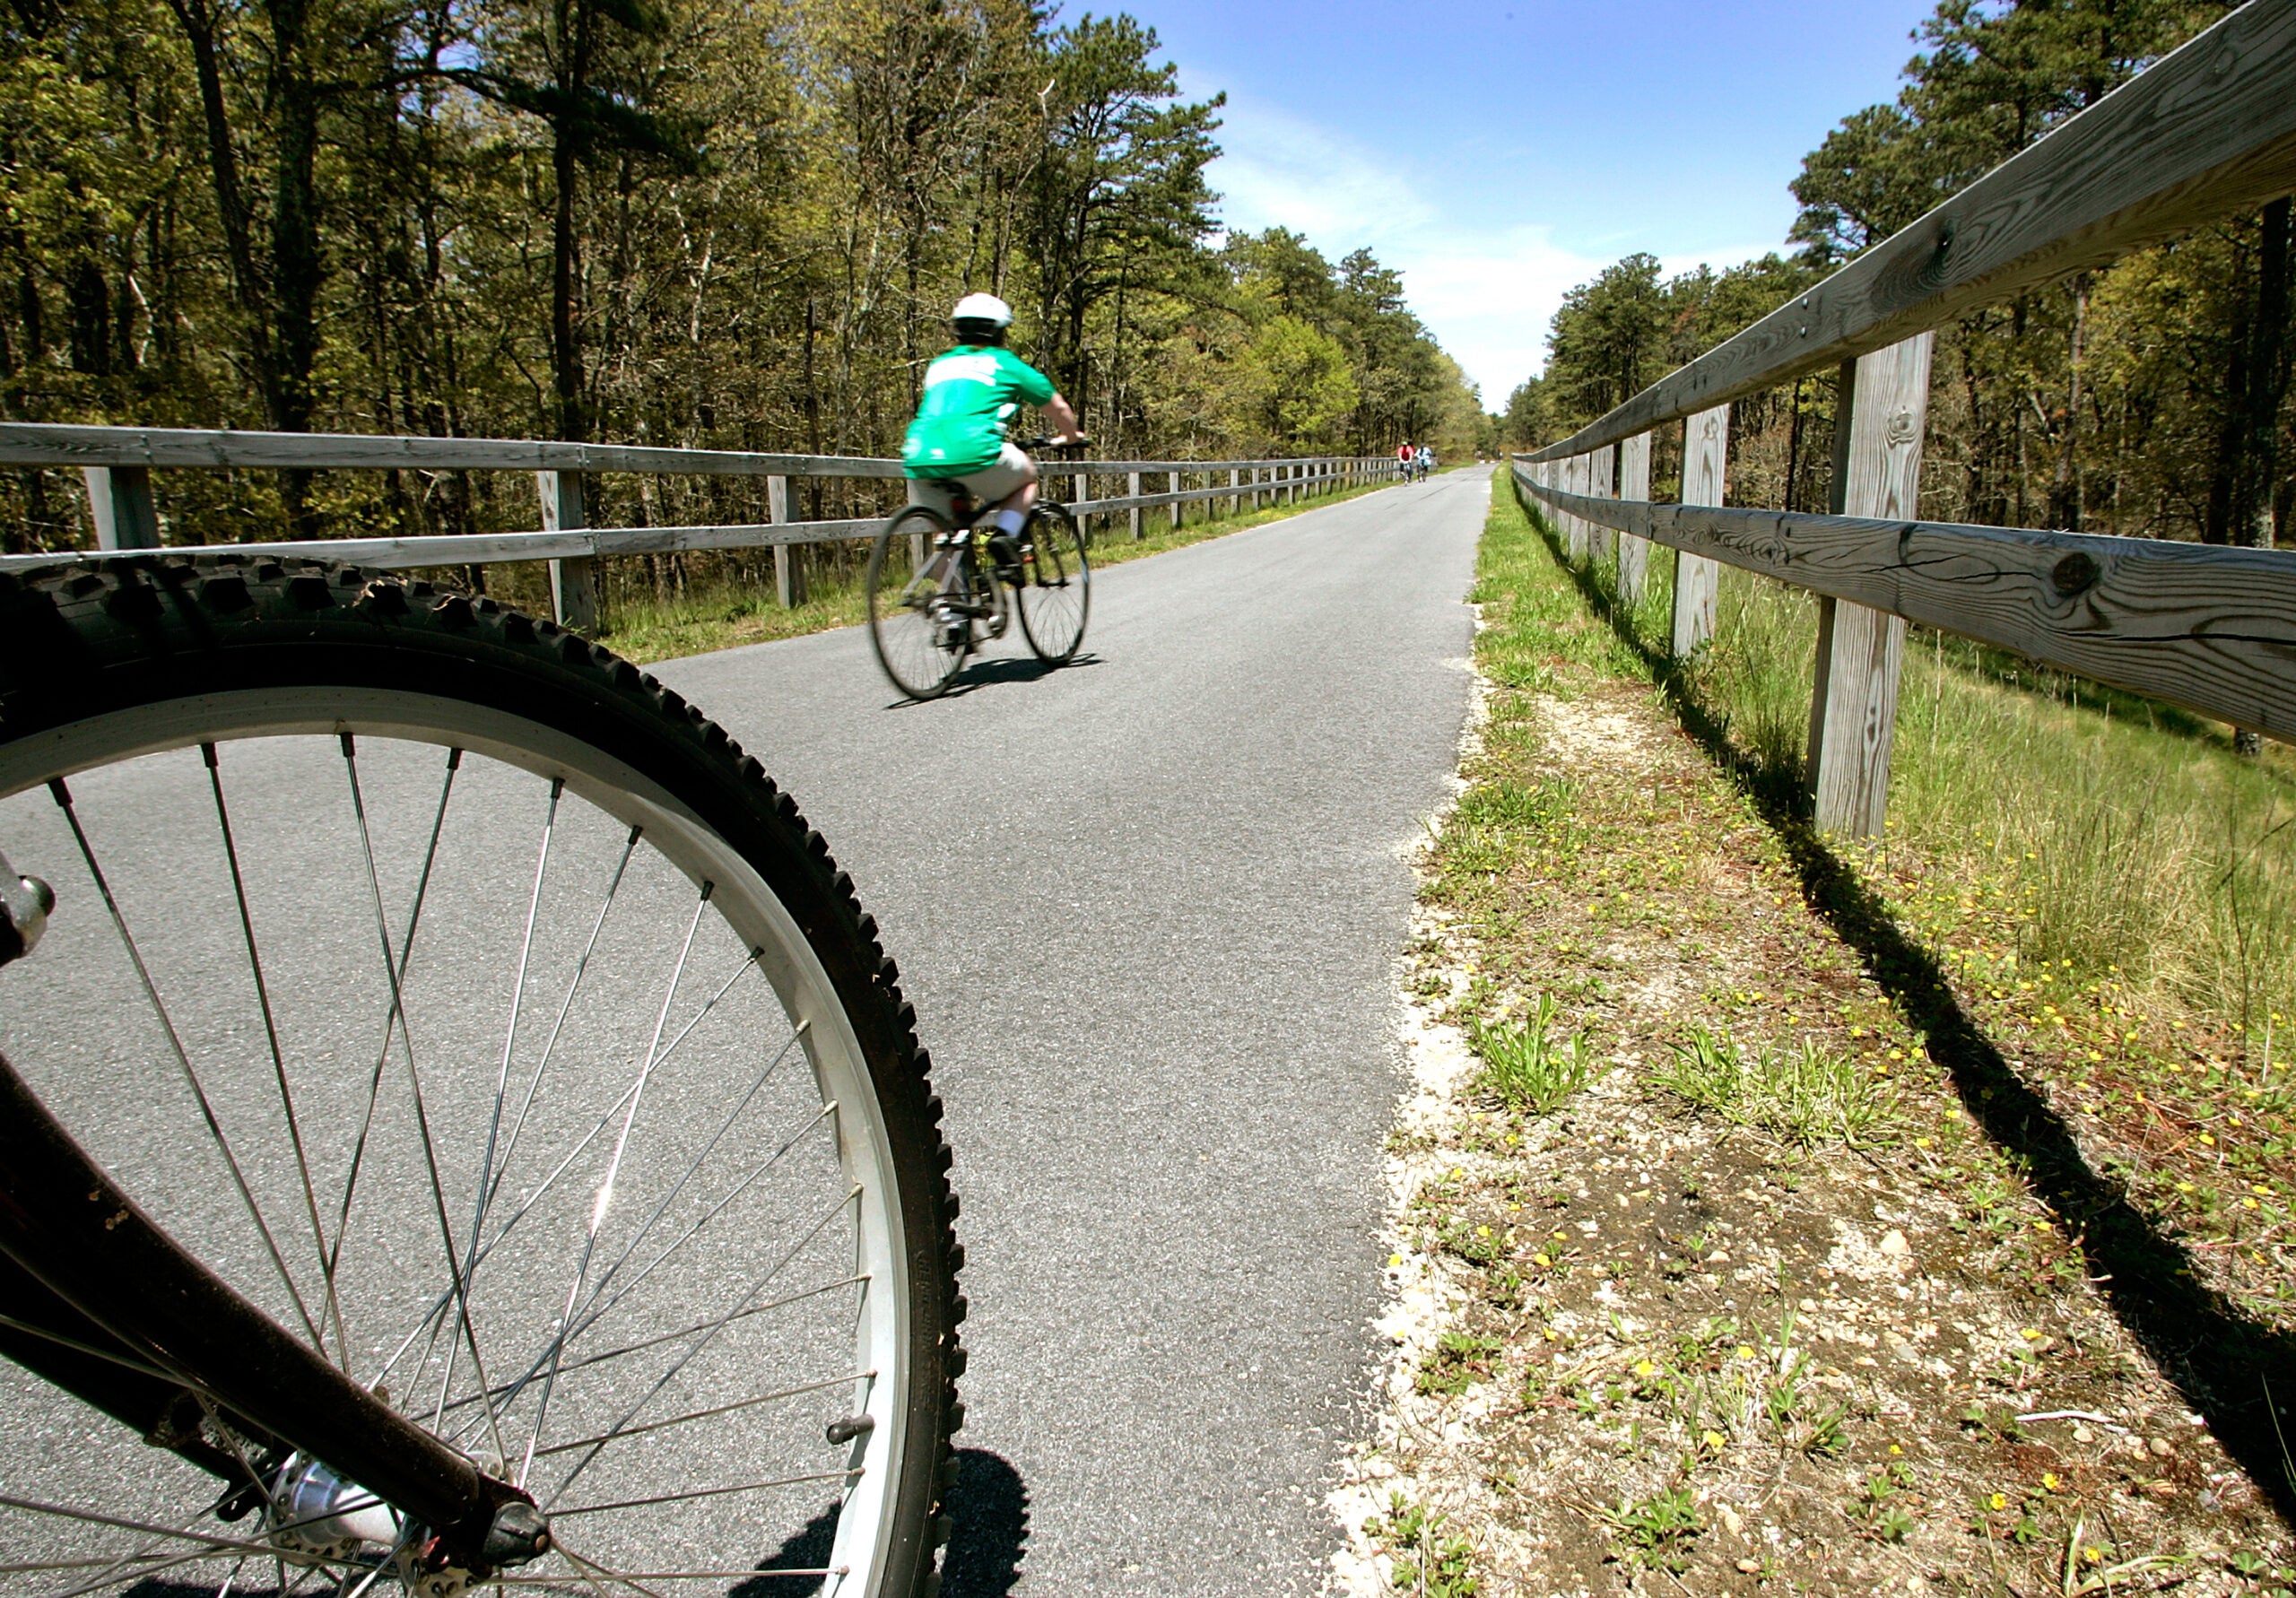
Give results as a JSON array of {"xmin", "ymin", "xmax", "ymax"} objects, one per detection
[{"xmin": 1016, "ymin": 435, "xmax": 1090, "ymax": 455}]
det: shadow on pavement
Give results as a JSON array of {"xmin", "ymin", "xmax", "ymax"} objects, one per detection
[
  {"xmin": 733, "ymin": 1447, "xmax": 1029, "ymax": 1596},
  {"xmin": 1519, "ymin": 494, "xmax": 2296, "ymax": 1524},
  {"xmin": 939, "ymin": 1448, "xmax": 1031, "ymax": 1597},
  {"xmin": 882, "ymin": 653, "xmax": 1103, "ymax": 709}
]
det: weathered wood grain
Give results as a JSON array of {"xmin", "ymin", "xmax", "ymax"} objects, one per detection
[
  {"xmin": 1527, "ymin": 0, "xmax": 2296, "ymax": 463},
  {"xmin": 535, "ymin": 470, "xmax": 597, "ymax": 631},
  {"xmin": 1514, "ymin": 472, "xmax": 2296, "ymax": 743},
  {"xmin": 769, "ymin": 475, "xmax": 805, "ymax": 607},
  {"xmin": 85, "ymin": 466, "xmax": 159, "ymax": 550},
  {"xmin": 1672, "ymin": 406, "xmax": 1729, "ymax": 656},
  {"xmin": 1805, "ymin": 334, "xmax": 1935, "ymax": 836},
  {"xmin": 0, "ymin": 519, "xmax": 891, "ymax": 572},
  {"xmin": 1617, "ymin": 434, "xmax": 1653, "ymax": 604},
  {"xmin": 0, "ymin": 421, "xmax": 1369, "ymax": 482},
  {"xmin": 1588, "ymin": 445, "xmax": 1617, "ymax": 563},
  {"xmin": 0, "ymin": 458, "xmax": 1351, "ymax": 578}
]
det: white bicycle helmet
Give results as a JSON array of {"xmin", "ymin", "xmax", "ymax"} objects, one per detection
[{"xmin": 952, "ymin": 292, "xmax": 1014, "ymax": 344}]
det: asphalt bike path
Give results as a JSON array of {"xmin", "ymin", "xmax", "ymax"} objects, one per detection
[{"xmin": 658, "ymin": 465, "xmax": 1490, "ymax": 1594}]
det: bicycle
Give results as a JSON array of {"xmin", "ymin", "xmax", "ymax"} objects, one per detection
[
  {"xmin": 0, "ymin": 556, "xmax": 963, "ymax": 1598},
  {"xmin": 865, "ymin": 438, "xmax": 1091, "ymax": 701}
]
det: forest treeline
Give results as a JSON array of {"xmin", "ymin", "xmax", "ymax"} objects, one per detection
[
  {"xmin": 1504, "ymin": 0, "xmax": 2289, "ymax": 549},
  {"xmin": 0, "ymin": 0, "xmax": 1488, "ymax": 550}
]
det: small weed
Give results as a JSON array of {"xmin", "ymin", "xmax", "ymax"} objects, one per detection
[
  {"xmin": 1659, "ymin": 1022, "xmax": 1893, "ymax": 1145},
  {"xmin": 1850, "ymin": 1463, "xmax": 1917, "ymax": 1542},
  {"xmin": 1417, "ymin": 1331, "xmax": 1505, "ymax": 1397},
  {"xmin": 1471, "ymin": 994, "xmax": 1595, "ymax": 1115},
  {"xmin": 1598, "ymin": 1486, "xmax": 1702, "ymax": 1574},
  {"xmin": 1364, "ymin": 1493, "xmax": 1478, "ymax": 1597}
]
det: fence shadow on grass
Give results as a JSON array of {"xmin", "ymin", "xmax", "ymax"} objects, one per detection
[{"xmin": 1519, "ymin": 497, "xmax": 2296, "ymax": 1525}]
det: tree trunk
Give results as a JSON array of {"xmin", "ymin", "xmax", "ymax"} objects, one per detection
[{"xmin": 551, "ymin": 0, "xmax": 594, "ymax": 444}]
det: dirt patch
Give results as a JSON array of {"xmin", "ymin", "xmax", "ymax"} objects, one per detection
[{"xmin": 1331, "ymin": 509, "xmax": 2296, "ymax": 1595}]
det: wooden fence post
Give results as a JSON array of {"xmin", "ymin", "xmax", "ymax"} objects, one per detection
[
  {"xmin": 1075, "ymin": 469, "xmax": 1090, "ymax": 540},
  {"xmin": 83, "ymin": 465, "xmax": 161, "ymax": 549},
  {"xmin": 536, "ymin": 470, "xmax": 598, "ymax": 631},
  {"xmin": 83, "ymin": 465, "xmax": 158, "ymax": 550},
  {"xmin": 1588, "ymin": 444, "xmax": 1616, "ymax": 565},
  {"xmin": 770, "ymin": 474, "xmax": 805, "ymax": 608},
  {"xmin": 1805, "ymin": 333, "xmax": 1935, "ymax": 837},
  {"xmin": 1567, "ymin": 455, "xmax": 1588, "ymax": 561},
  {"xmin": 1616, "ymin": 433, "xmax": 1651, "ymax": 604},
  {"xmin": 1170, "ymin": 470, "xmax": 1183, "ymax": 531},
  {"xmin": 1561, "ymin": 456, "xmax": 1579, "ymax": 556},
  {"xmin": 1673, "ymin": 404, "xmax": 1728, "ymax": 657},
  {"xmin": 1129, "ymin": 471, "xmax": 1143, "ymax": 540}
]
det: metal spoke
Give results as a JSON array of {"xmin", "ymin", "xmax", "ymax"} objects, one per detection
[
  {"xmin": 552, "ymin": 1469, "xmax": 859, "ymax": 1519},
  {"xmin": 519, "ymin": 885, "xmax": 714, "ymax": 1482},
  {"xmin": 0, "ymin": 1311, "xmax": 210, "ymax": 1390},
  {"xmin": 47, "ymin": 777, "xmax": 325, "ymax": 1350},
  {"xmin": 561, "ymin": 1102, "xmax": 834, "ymax": 1357},
  {"xmin": 490, "ymin": 1570, "xmax": 842, "ymax": 1585},
  {"xmin": 327, "ymin": 745, "xmax": 461, "ymax": 1366},
  {"xmin": 478, "ymin": 825, "xmax": 642, "ymax": 1235},
  {"xmin": 204, "ymin": 743, "xmax": 349, "ymax": 1366},
  {"xmin": 435, "ymin": 1274, "xmax": 865, "ymax": 1422},
  {"xmin": 335, "ymin": 734, "xmax": 507, "ymax": 1469},
  {"xmin": 467, "ymin": 1101, "xmax": 839, "ymax": 1454},
  {"xmin": 373, "ymin": 943, "xmax": 768, "ymax": 1404},
  {"xmin": 547, "ymin": 997, "xmax": 793, "ymax": 1351},
  {"xmin": 540, "ymin": 1185, "xmax": 857, "ymax": 1505},
  {"xmin": 526, "ymin": 1368, "xmax": 872, "ymax": 1459},
  {"xmin": 465, "ymin": 777, "xmax": 565, "ymax": 1297}
]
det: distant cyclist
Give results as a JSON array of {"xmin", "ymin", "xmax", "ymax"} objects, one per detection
[
  {"xmin": 1417, "ymin": 444, "xmax": 1436, "ymax": 478},
  {"xmin": 1396, "ymin": 441, "xmax": 1415, "ymax": 482},
  {"xmin": 902, "ymin": 292, "xmax": 1084, "ymax": 577}
]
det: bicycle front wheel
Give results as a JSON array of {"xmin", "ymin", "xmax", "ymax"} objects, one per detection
[
  {"xmin": 0, "ymin": 557, "xmax": 963, "ymax": 1598},
  {"xmin": 867, "ymin": 508, "xmax": 969, "ymax": 701},
  {"xmin": 1014, "ymin": 503, "xmax": 1089, "ymax": 665}
]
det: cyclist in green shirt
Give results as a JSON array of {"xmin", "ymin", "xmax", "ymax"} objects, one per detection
[{"xmin": 902, "ymin": 293, "xmax": 1083, "ymax": 576}]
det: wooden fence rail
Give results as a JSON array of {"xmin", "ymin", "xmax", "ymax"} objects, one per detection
[
  {"xmin": 1512, "ymin": 469, "xmax": 2296, "ymax": 744},
  {"xmin": 0, "ymin": 420, "xmax": 1394, "ymax": 630}
]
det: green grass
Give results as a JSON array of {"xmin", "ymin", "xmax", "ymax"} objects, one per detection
[
  {"xmin": 1506, "ymin": 470, "xmax": 2296, "ymax": 1046},
  {"xmin": 1469, "ymin": 993, "xmax": 1594, "ymax": 1114},
  {"xmin": 1657, "ymin": 1022, "xmax": 1894, "ymax": 1147},
  {"xmin": 578, "ymin": 473, "xmax": 1399, "ymax": 664}
]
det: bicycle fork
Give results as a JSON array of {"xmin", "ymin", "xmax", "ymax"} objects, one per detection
[{"xmin": 0, "ymin": 847, "xmax": 550, "ymax": 1584}]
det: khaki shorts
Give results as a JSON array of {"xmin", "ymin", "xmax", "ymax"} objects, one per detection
[{"xmin": 906, "ymin": 442, "xmax": 1036, "ymax": 517}]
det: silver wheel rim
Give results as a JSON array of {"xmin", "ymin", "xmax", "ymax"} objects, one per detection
[
  {"xmin": 0, "ymin": 688, "xmax": 914, "ymax": 1597},
  {"xmin": 871, "ymin": 522, "xmax": 966, "ymax": 699},
  {"xmin": 1017, "ymin": 517, "xmax": 1087, "ymax": 662}
]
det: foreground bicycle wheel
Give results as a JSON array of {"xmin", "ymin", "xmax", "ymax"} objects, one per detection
[
  {"xmin": 866, "ymin": 508, "xmax": 970, "ymax": 701},
  {"xmin": 1014, "ymin": 504, "xmax": 1089, "ymax": 666},
  {"xmin": 0, "ymin": 557, "xmax": 962, "ymax": 1598}
]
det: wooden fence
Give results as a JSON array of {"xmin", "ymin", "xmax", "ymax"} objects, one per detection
[
  {"xmin": 0, "ymin": 421, "xmax": 1395, "ymax": 630},
  {"xmin": 1514, "ymin": 0, "xmax": 2296, "ymax": 837}
]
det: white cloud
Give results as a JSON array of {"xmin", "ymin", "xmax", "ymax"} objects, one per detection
[{"xmin": 1205, "ymin": 94, "xmax": 1786, "ymax": 405}]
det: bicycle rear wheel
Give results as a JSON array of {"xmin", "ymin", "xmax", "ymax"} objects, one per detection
[
  {"xmin": 867, "ymin": 508, "xmax": 970, "ymax": 701},
  {"xmin": 1014, "ymin": 503, "xmax": 1089, "ymax": 665},
  {"xmin": 0, "ymin": 557, "xmax": 963, "ymax": 1598}
]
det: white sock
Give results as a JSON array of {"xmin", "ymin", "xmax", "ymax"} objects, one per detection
[{"xmin": 993, "ymin": 508, "xmax": 1028, "ymax": 536}]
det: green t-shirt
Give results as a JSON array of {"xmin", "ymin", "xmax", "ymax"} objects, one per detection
[{"xmin": 901, "ymin": 344, "xmax": 1057, "ymax": 478}]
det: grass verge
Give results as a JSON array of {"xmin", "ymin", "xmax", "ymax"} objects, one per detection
[{"xmin": 1333, "ymin": 476, "xmax": 2296, "ymax": 1596}]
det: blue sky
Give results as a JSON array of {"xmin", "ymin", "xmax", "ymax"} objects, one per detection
[{"xmin": 1128, "ymin": 0, "xmax": 1937, "ymax": 404}]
